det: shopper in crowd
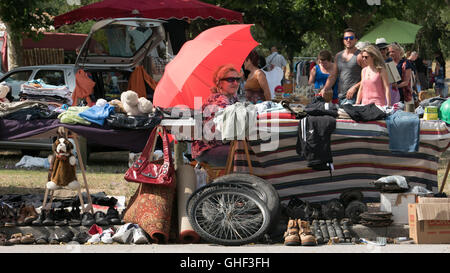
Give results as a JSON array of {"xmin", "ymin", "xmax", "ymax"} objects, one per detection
[
  {"xmin": 407, "ymin": 51, "xmax": 419, "ymax": 92},
  {"xmin": 355, "ymin": 45, "xmax": 391, "ymax": 106},
  {"xmin": 323, "ymin": 28, "xmax": 364, "ymax": 105},
  {"xmin": 266, "ymin": 46, "xmax": 287, "ymax": 74},
  {"xmin": 308, "ymin": 50, "xmax": 339, "ymax": 103},
  {"xmin": 434, "ymin": 52, "xmax": 446, "ymax": 97},
  {"xmin": 375, "ymin": 38, "xmax": 392, "ymax": 62},
  {"xmin": 244, "ymin": 49, "xmax": 272, "ymax": 103},
  {"xmin": 412, "ymin": 51, "xmax": 429, "ymax": 90},
  {"xmin": 191, "ymin": 64, "xmax": 240, "ymax": 166},
  {"xmin": 388, "ymin": 43, "xmax": 415, "ymax": 112}
]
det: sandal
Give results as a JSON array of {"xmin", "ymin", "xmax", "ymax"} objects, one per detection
[
  {"xmin": 20, "ymin": 233, "xmax": 35, "ymax": 244},
  {"xmin": 8, "ymin": 233, "xmax": 22, "ymax": 244}
]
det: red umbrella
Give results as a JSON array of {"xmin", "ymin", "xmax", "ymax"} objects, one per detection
[
  {"xmin": 153, "ymin": 24, "xmax": 258, "ymax": 109},
  {"xmin": 54, "ymin": 0, "xmax": 243, "ymax": 28}
]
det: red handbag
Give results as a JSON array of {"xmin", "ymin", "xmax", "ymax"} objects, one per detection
[{"xmin": 124, "ymin": 126, "xmax": 175, "ymax": 187}]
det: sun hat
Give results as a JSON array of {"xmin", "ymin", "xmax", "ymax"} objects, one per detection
[{"xmin": 375, "ymin": 37, "xmax": 389, "ymax": 49}]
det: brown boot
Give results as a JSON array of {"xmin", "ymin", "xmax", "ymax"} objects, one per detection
[
  {"xmin": 283, "ymin": 219, "xmax": 301, "ymax": 246},
  {"xmin": 24, "ymin": 206, "xmax": 38, "ymax": 225},
  {"xmin": 298, "ymin": 219, "xmax": 317, "ymax": 246},
  {"xmin": 16, "ymin": 206, "xmax": 27, "ymax": 226}
]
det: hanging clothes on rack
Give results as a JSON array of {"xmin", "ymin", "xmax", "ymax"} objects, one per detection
[{"xmin": 292, "ymin": 57, "xmax": 316, "ymax": 92}]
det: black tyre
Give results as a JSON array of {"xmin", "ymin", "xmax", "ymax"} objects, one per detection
[
  {"xmin": 212, "ymin": 174, "xmax": 280, "ymax": 231},
  {"xmin": 186, "ymin": 182, "xmax": 256, "ymax": 216},
  {"xmin": 188, "ymin": 187, "xmax": 271, "ymax": 246}
]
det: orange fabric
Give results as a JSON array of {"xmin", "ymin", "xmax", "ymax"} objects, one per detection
[
  {"xmin": 72, "ymin": 70, "xmax": 95, "ymax": 106},
  {"xmin": 127, "ymin": 65, "xmax": 157, "ymax": 98}
]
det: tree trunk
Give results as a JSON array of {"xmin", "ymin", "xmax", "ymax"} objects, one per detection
[{"xmin": 5, "ymin": 23, "xmax": 23, "ymax": 70}]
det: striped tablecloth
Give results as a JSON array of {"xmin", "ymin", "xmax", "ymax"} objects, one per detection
[{"xmin": 234, "ymin": 112, "xmax": 450, "ymax": 203}]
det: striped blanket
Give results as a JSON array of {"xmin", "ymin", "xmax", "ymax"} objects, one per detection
[{"xmin": 234, "ymin": 111, "xmax": 450, "ymax": 203}]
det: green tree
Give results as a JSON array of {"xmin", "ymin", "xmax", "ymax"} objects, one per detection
[{"xmin": 0, "ymin": 0, "xmax": 54, "ymax": 69}]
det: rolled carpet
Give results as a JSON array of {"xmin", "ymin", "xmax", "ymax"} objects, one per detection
[{"xmin": 176, "ymin": 165, "xmax": 200, "ymax": 244}]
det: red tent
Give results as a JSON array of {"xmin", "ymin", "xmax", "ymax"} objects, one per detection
[
  {"xmin": 22, "ymin": 32, "xmax": 88, "ymax": 51},
  {"xmin": 54, "ymin": 0, "xmax": 243, "ymax": 28}
]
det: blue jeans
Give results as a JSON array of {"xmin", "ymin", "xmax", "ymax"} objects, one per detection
[{"xmin": 386, "ymin": 111, "xmax": 420, "ymax": 153}]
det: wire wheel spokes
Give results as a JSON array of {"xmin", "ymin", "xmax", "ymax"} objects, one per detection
[{"xmin": 191, "ymin": 188, "xmax": 270, "ymax": 245}]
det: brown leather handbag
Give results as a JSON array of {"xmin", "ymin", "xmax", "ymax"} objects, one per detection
[{"xmin": 124, "ymin": 125, "xmax": 175, "ymax": 187}]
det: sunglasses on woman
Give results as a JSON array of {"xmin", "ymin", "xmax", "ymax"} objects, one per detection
[{"xmin": 220, "ymin": 77, "xmax": 241, "ymax": 83}]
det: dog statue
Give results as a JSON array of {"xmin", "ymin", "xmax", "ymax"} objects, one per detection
[{"xmin": 46, "ymin": 137, "xmax": 80, "ymax": 190}]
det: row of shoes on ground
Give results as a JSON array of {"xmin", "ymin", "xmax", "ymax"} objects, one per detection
[
  {"xmin": 0, "ymin": 223, "xmax": 149, "ymax": 245},
  {"xmin": 283, "ymin": 218, "xmax": 359, "ymax": 246},
  {"xmin": 0, "ymin": 203, "xmax": 39, "ymax": 227},
  {"xmin": 310, "ymin": 218, "xmax": 359, "ymax": 244},
  {"xmin": 31, "ymin": 207, "xmax": 122, "ymax": 227},
  {"xmin": 286, "ymin": 196, "xmax": 367, "ymax": 224}
]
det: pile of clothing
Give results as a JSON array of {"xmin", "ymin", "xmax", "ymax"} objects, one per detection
[{"xmin": 20, "ymin": 79, "xmax": 72, "ymax": 105}]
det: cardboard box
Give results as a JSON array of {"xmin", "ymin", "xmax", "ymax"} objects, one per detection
[
  {"xmin": 380, "ymin": 193, "xmax": 416, "ymax": 224},
  {"xmin": 418, "ymin": 197, "xmax": 450, "ymax": 204},
  {"xmin": 408, "ymin": 200, "xmax": 450, "ymax": 244}
]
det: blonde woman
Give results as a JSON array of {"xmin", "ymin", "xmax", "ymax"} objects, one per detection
[
  {"xmin": 356, "ymin": 45, "xmax": 391, "ymax": 106},
  {"xmin": 389, "ymin": 43, "xmax": 414, "ymax": 111},
  {"xmin": 191, "ymin": 64, "xmax": 240, "ymax": 166}
]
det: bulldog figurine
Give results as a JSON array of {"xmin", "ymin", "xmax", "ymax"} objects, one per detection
[{"xmin": 47, "ymin": 137, "xmax": 80, "ymax": 190}]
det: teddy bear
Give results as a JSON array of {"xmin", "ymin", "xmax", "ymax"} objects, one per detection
[
  {"xmin": 120, "ymin": 90, "xmax": 153, "ymax": 116},
  {"xmin": 0, "ymin": 84, "xmax": 11, "ymax": 103},
  {"xmin": 46, "ymin": 137, "xmax": 80, "ymax": 190}
]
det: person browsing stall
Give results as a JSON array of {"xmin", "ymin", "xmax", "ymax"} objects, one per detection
[
  {"xmin": 375, "ymin": 38, "xmax": 392, "ymax": 62},
  {"xmin": 356, "ymin": 45, "xmax": 391, "ymax": 106},
  {"xmin": 308, "ymin": 50, "xmax": 339, "ymax": 104},
  {"xmin": 323, "ymin": 28, "xmax": 364, "ymax": 105},
  {"xmin": 244, "ymin": 50, "xmax": 272, "ymax": 103},
  {"xmin": 191, "ymin": 64, "xmax": 240, "ymax": 166},
  {"xmin": 388, "ymin": 43, "xmax": 415, "ymax": 112}
]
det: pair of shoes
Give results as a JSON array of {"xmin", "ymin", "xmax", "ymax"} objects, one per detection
[
  {"xmin": 68, "ymin": 206, "xmax": 81, "ymax": 226},
  {"xmin": 94, "ymin": 211, "xmax": 109, "ymax": 226},
  {"xmin": 71, "ymin": 231, "xmax": 90, "ymax": 244},
  {"xmin": 319, "ymin": 220, "xmax": 330, "ymax": 243},
  {"xmin": 35, "ymin": 234, "xmax": 48, "ymax": 244},
  {"xmin": 341, "ymin": 219, "xmax": 353, "ymax": 243},
  {"xmin": 82, "ymin": 212, "xmax": 95, "ymax": 226},
  {"xmin": 54, "ymin": 209, "xmax": 71, "ymax": 226},
  {"xmin": 332, "ymin": 218, "xmax": 345, "ymax": 243},
  {"xmin": 101, "ymin": 228, "xmax": 115, "ymax": 244},
  {"xmin": 42, "ymin": 209, "xmax": 56, "ymax": 226},
  {"xmin": 49, "ymin": 230, "xmax": 74, "ymax": 244},
  {"xmin": 283, "ymin": 219, "xmax": 316, "ymax": 246},
  {"xmin": 7, "ymin": 232, "xmax": 35, "ymax": 244},
  {"xmin": 105, "ymin": 207, "xmax": 121, "ymax": 225},
  {"xmin": 2, "ymin": 204, "xmax": 17, "ymax": 227},
  {"xmin": 112, "ymin": 223, "xmax": 149, "ymax": 244},
  {"xmin": 16, "ymin": 205, "xmax": 38, "ymax": 226},
  {"xmin": 311, "ymin": 220, "xmax": 324, "ymax": 244},
  {"xmin": 0, "ymin": 232, "xmax": 12, "ymax": 246}
]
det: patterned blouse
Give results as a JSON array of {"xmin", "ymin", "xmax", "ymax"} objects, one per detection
[{"xmin": 191, "ymin": 93, "xmax": 239, "ymax": 159}]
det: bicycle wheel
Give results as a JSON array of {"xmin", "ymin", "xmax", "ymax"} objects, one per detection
[
  {"xmin": 188, "ymin": 187, "xmax": 271, "ymax": 246},
  {"xmin": 213, "ymin": 174, "xmax": 280, "ymax": 231}
]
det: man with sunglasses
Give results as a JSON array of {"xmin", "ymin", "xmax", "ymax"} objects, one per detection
[{"xmin": 323, "ymin": 28, "xmax": 363, "ymax": 105}]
